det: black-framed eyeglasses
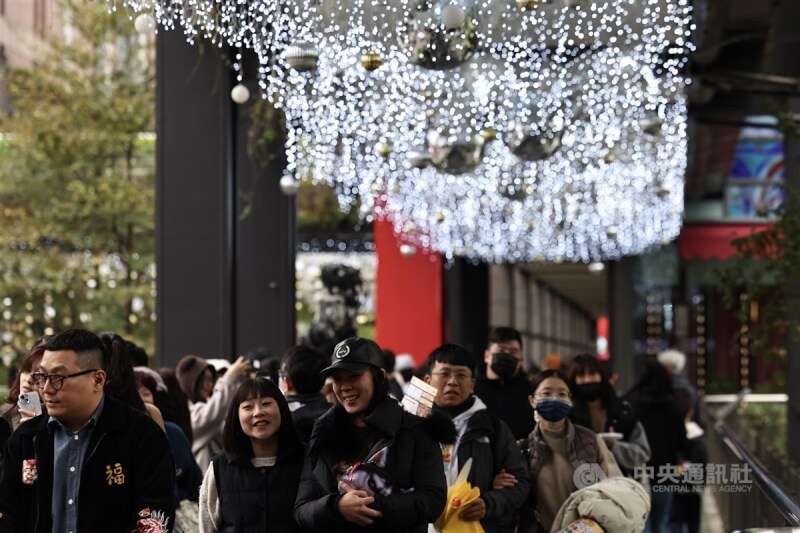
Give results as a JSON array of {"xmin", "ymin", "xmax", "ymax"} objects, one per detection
[{"xmin": 31, "ymin": 369, "xmax": 97, "ymax": 391}]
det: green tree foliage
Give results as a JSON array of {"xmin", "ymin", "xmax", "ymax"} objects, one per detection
[
  {"xmin": 717, "ymin": 191, "xmax": 800, "ymax": 370},
  {"xmin": 0, "ymin": 0, "xmax": 155, "ymax": 362}
]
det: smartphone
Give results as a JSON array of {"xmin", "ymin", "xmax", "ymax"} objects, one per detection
[{"xmin": 17, "ymin": 391, "xmax": 42, "ymax": 417}]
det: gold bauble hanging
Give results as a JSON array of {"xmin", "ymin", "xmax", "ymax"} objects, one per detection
[
  {"xmin": 480, "ymin": 127, "xmax": 497, "ymax": 142},
  {"xmin": 516, "ymin": 0, "xmax": 541, "ymax": 10},
  {"xmin": 376, "ymin": 141, "xmax": 393, "ymax": 158},
  {"xmin": 361, "ymin": 50, "xmax": 383, "ymax": 71}
]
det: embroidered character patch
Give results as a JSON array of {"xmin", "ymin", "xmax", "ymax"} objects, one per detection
[
  {"xmin": 105, "ymin": 463, "xmax": 125, "ymax": 486},
  {"xmin": 21, "ymin": 459, "xmax": 37, "ymax": 485},
  {"xmin": 136, "ymin": 507, "xmax": 170, "ymax": 533}
]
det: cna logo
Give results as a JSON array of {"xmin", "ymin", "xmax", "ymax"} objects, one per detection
[{"xmin": 573, "ymin": 463, "xmax": 606, "ymax": 489}]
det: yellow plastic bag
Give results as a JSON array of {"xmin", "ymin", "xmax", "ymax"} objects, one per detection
[{"xmin": 434, "ymin": 459, "xmax": 486, "ymax": 533}]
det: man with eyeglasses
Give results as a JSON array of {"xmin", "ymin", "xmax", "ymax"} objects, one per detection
[
  {"xmin": 0, "ymin": 328, "xmax": 175, "ymax": 533},
  {"xmin": 425, "ymin": 344, "xmax": 530, "ymax": 533}
]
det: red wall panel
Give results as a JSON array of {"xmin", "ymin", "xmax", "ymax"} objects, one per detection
[{"xmin": 374, "ymin": 219, "xmax": 443, "ymax": 367}]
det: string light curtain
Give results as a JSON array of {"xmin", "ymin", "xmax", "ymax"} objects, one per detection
[{"xmin": 111, "ymin": 0, "xmax": 694, "ymax": 262}]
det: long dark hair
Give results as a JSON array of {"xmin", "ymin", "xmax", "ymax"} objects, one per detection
[
  {"xmin": 222, "ymin": 377, "xmax": 301, "ymax": 463},
  {"xmin": 158, "ymin": 367, "xmax": 194, "ymax": 443},
  {"xmin": 99, "ymin": 332, "xmax": 147, "ymax": 413},
  {"xmin": 6, "ymin": 339, "xmax": 48, "ymax": 404},
  {"xmin": 567, "ymin": 354, "xmax": 616, "ymax": 406}
]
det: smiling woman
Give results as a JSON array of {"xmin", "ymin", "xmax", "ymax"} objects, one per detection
[
  {"xmin": 199, "ymin": 377, "xmax": 304, "ymax": 532},
  {"xmin": 295, "ymin": 337, "xmax": 455, "ymax": 533}
]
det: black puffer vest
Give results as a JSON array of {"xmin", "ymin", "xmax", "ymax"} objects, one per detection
[{"xmin": 213, "ymin": 450, "xmax": 302, "ymax": 533}]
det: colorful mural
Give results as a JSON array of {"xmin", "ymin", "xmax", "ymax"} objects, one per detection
[{"xmin": 726, "ymin": 126, "xmax": 785, "ymax": 218}]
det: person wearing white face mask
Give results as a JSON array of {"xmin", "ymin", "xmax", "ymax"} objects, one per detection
[{"xmin": 526, "ymin": 370, "xmax": 619, "ymax": 532}]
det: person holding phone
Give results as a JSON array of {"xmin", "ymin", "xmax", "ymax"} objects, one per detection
[
  {"xmin": 1, "ymin": 339, "xmax": 48, "ymax": 430},
  {"xmin": 0, "ymin": 328, "xmax": 175, "ymax": 533}
]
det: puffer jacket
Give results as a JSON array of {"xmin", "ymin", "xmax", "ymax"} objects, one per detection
[
  {"xmin": 551, "ymin": 476, "xmax": 651, "ymax": 533},
  {"xmin": 294, "ymin": 397, "xmax": 455, "ymax": 533},
  {"xmin": 444, "ymin": 397, "xmax": 531, "ymax": 533}
]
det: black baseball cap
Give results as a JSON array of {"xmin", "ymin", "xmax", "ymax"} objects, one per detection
[{"xmin": 320, "ymin": 337, "xmax": 385, "ymax": 376}]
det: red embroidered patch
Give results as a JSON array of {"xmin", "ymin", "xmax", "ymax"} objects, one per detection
[
  {"xmin": 136, "ymin": 508, "xmax": 169, "ymax": 533},
  {"xmin": 21, "ymin": 459, "xmax": 37, "ymax": 485}
]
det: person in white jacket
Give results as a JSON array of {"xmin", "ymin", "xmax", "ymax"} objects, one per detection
[{"xmin": 176, "ymin": 354, "xmax": 250, "ymax": 472}]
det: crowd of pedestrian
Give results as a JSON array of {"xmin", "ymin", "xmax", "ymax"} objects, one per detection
[{"xmin": 0, "ymin": 326, "xmax": 705, "ymax": 533}]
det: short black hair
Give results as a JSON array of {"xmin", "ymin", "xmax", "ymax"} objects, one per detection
[
  {"xmin": 222, "ymin": 377, "xmax": 301, "ymax": 462},
  {"xmin": 488, "ymin": 327, "xmax": 523, "ymax": 349},
  {"xmin": 426, "ymin": 344, "xmax": 476, "ymax": 374},
  {"xmin": 280, "ymin": 345, "xmax": 326, "ymax": 394},
  {"xmin": 43, "ymin": 329, "xmax": 104, "ymax": 370}
]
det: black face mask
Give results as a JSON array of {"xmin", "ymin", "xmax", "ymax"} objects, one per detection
[
  {"xmin": 575, "ymin": 382, "xmax": 603, "ymax": 402},
  {"xmin": 490, "ymin": 353, "xmax": 518, "ymax": 379}
]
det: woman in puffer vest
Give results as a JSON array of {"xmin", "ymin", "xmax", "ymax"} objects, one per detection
[
  {"xmin": 199, "ymin": 377, "xmax": 304, "ymax": 532},
  {"xmin": 527, "ymin": 369, "xmax": 619, "ymax": 532},
  {"xmin": 294, "ymin": 337, "xmax": 455, "ymax": 533}
]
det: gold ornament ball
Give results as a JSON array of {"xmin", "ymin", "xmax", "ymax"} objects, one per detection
[
  {"xmin": 361, "ymin": 50, "xmax": 383, "ymax": 71},
  {"xmin": 435, "ymin": 212, "xmax": 446, "ymax": 223},
  {"xmin": 480, "ymin": 127, "xmax": 497, "ymax": 142},
  {"xmin": 603, "ymin": 153, "xmax": 616, "ymax": 164},
  {"xmin": 516, "ymin": 0, "xmax": 540, "ymax": 10},
  {"xmin": 376, "ymin": 141, "xmax": 393, "ymax": 158}
]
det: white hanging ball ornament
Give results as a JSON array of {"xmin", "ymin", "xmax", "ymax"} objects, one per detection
[
  {"xmin": 230, "ymin": 84, "xmax": 250, "ymax": 104},
  {"xmin": 279, "ymin": 176, "xmax": 300, "ymax": 196},
  {"xmin": 441, "ymin": 4, "xmax": 466, "ymax": 29},
  {"xmin": 134, "ymin": 13, "xmax": 156, "ymax": 33},
  {"xmin": 399, "ymin": 244, "xmax": 417, "ymax": 257}
]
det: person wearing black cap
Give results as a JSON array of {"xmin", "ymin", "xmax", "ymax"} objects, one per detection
[{"xmin": 294, "ymin": 337, "xmax": 455, "ymax": 533}]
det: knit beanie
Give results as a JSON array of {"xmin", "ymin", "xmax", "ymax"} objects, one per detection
[{"xmin": 176, "ymin": 354, "xmax": 215, "ymax": 403}]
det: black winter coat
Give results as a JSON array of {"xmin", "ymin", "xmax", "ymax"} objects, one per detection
[
  {"xmin": 474, "ymin": 371, "xmax": 535, "ymax": 440},
  {"xmin": 454, "ymin": 410, "xmax": 531, "ymax": 533},
  {"xmin": 212, "ymin": 446, "xmax": 303, "ymax": 532},
  {"xmin": 626, "ymin": 391, "xmax": 687, "ymax": 485},
  {"xmin": 294, "ymin": 397, "xmax": 453, "ymax": 533},
  {"xmin": 287, "ymin": 393, "xmax": 332, "ymax": 445},
  {"xmin": 0, "ymin": 396, "xmax": 175, "ymax": 533}
]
